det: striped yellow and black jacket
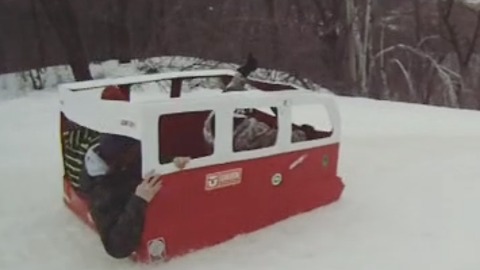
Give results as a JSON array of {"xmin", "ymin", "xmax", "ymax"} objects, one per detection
[{"xmin": 62, "ymin": 128, "xmax": 100, "ymax": 188}]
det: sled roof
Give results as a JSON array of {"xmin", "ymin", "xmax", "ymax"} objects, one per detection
[
  {"xmin": 61, "ymin": 69, "xmax": 239, "ymax": 92},
  {"xmin": 59, "ymin": 69, "xmax": 339, "ymax": 141}
]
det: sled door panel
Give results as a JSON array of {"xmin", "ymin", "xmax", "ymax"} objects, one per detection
[{"xmin": 135, "ymin": 144, "xmax": 343, "ymax": 262}]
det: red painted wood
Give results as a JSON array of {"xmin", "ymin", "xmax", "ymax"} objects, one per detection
[
  {"xmin": 63, "ymin": 143, "xmax": 343, "ymax": 262},
  {"xmin": 134, "ymin": 143, "xmax": 344, "ymax": 262}
]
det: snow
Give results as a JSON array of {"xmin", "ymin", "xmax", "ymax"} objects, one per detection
[
  {"xmin": 1, "ymin": 89, "xmax": 480, "ymax": 270},
  {"xmin": 0, "ymin": 56, "xmax": 325, "ymax": 105}
]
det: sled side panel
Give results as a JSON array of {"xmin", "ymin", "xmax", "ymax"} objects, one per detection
[{"xmin": 135, "ymin": 143, "xmax": 343, "ymax": 262}]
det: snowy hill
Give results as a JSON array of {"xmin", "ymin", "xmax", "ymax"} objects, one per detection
[{"xmin": 1, "ymin": 90, "xmax": 480, "ymax": 270}]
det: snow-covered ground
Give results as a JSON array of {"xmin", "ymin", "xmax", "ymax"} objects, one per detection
[{"xmin": 1, "ymin": 89, "xmax": 480, "ymax": 270}]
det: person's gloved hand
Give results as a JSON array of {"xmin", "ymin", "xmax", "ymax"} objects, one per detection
[
  {"xmin": 135, "ymin": 171, "xmax": 162, "ymax": 202},
  {"xmin": 173, "ymin": 157, "xmax": 191, "ymax": 170}
]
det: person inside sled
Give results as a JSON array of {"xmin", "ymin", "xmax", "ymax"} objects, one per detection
[
  {"xmin": 203, "ymin": 54, "xmax": 307, "ymax": 152},
  {"xmin": 78, "ymin": 134, "xmax": 188, "ymax": 259}
]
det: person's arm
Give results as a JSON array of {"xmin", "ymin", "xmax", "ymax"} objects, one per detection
[
  {"xmin": 90, "ymin": 189, "xmax": 148, "ymax": 258},
  {"xmin": 86, "ymin": 172, "xmax": 162, "ymax": 258}
]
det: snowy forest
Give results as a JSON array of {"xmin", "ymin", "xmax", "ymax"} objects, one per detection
[{"xmin": 2, "ymin": 0, "xmax": 480, "ymax": 109}]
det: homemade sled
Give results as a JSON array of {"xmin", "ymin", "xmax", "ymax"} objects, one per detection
[{"xmin": 59, "ymin": 69, "xmax": 344, "ymax": 263}]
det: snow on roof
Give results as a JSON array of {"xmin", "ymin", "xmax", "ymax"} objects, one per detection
[{"xmin": 60, "ymin": 69, "xmax": 238, "ymax": 91}]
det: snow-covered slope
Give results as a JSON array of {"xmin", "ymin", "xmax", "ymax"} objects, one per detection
[{"xmin": 1, "ymin": 91, "xmax": 480, "ymax": 270}]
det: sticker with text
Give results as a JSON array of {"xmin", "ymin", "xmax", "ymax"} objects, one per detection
[{"xmin": 205, "ymin": 168, "xmax": 243, "ymax": 191}]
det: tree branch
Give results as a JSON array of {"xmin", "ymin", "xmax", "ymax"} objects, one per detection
[
  {"xmin": 463, "ymin": 11, "xmax": 480, "ymax": 66},
  {"xmin": 389, "ymin": 58, "xmax": 416, "ymax": 100}
]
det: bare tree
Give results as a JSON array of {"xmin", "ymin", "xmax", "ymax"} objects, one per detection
[
  {"xmin": 27, "ymin": 0, "xmax": 47, "ymax": 89},
  {"xmin": 0, "ymin": 39, "xmax": 5, "ymax": 73},
  {"xmin": 372, "ymin": 44, "xmax": 461, "ymax": 106},
  {"xmin": 264, "ymin": 0, "xmax": 280, "ymax": 65},
  {"xmin": 437, "ymin": 0, "xmax": 480, "ymax": 106},
  {"xmin": 292, "ymin": 0, "xmax": 349, "ymax": 88},
  {"xmin": 108, "ymin": 0, "xmax": 131, "ymax": 63},
  {"xmin": 344, "ymin": 0, "xmax": 376, "ymax": 95},
  {"xmin": 359, "ymin": 0, "xmax": 374, "ymax": 96},
  {"xmin": 346, "ymin": 0, "xmax": 358, "ymax": 86},
  {"xmin": 38, "ymin": 0, "xmax": 91, "ymax": 81},
  {"xmin": 3, "ymin": 0, "xmax": 480, "ymax": 110}
]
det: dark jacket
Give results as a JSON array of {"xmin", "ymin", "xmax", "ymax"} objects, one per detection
[{"xmin": 79, "ymin": 153, "xmax": 147, "ymax": 259}]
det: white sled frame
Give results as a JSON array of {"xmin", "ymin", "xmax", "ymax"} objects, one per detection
[{"xmin": 59, "ymin": 69, "xmax": 341, "ymax": 176}]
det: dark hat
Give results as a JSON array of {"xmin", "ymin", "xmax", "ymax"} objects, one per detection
[
  {"xmin": 97, "ymin": 134, "xmax": 138, "ymax": 165},
  {"xmin": 237, "ymin": 53, "xmax": 258, "ymax": 77},
  {"xmin": 223, "ymin": 53, "xmax": 258, "ymax": 93}
]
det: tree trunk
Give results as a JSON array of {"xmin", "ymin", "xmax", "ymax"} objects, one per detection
[
  {"xmin": 378, "ymin": 24, "xmax": 390, "ymax": 99},
  {"xmin": 346, "ymin": 0, "xmax": 358, "ymax": 86},
  {"xmin": 38, "ymin": 0, "xmax": 92, "ymax": 81},
  {"xmin": 110, "ymin": 0, "xmax": 131, "ymax": 63},
  {"xmin": 359, "ymin": 0, "xmax": 373, "ymax": 96},
  {"xmin": 413, "ymin": 0, "xmax": 422, "ymax": 43},
  {"xmin": 265, "ymin": 0, "xmax": 280, "ymax": 66},
  {"xmin": 30, "ymin": 0, "xmax": 46, "ymax": 68},
  {"xmin": 0, "ymin": 35, "xmax": 5, "ymax": 73}
]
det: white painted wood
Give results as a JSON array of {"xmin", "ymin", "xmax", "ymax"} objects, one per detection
[{"xmin": 59, "ymin": 70, "xmax": 341, "ymax": 177}]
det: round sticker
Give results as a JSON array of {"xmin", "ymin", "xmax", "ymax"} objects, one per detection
[
  {"xmin": 272, "ymin": 173, "xmax": 283, "ymax": 186},
  {"xmin": 322, "ymin": 155, "xmax": 330, "ymax": 167},
  {"xmin": 148, "ymin": 238, "xmax": 166, "ymax": 260}
]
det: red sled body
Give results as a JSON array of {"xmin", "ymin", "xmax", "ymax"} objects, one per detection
[{"xmin": 59, "ymin": 69, "xmax": 345, "ymax": 263}]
